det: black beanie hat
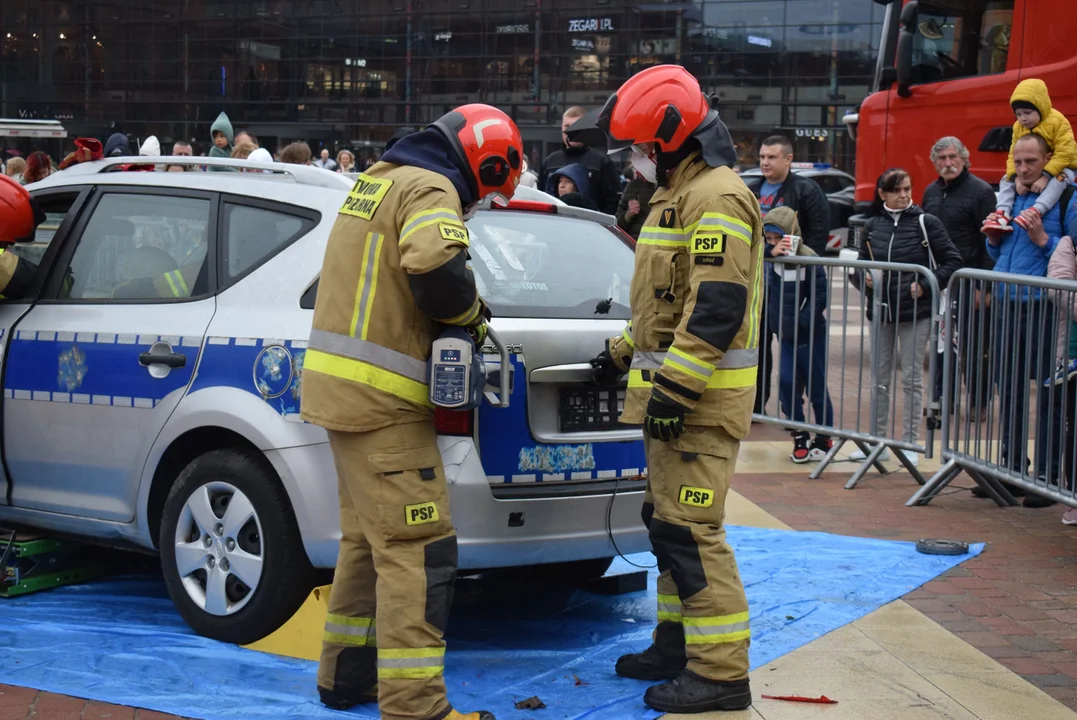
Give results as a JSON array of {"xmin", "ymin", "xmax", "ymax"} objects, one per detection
[{"xmin": 1011, "ymin": 100, "xmax": 1039, "ymax": 114}]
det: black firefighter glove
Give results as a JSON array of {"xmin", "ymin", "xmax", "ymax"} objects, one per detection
[
  {"xmin": 644, "ymin": 391, "xmax": 686, "ymax": 442},
  {"xmin": 590, "ymin": 349, "xmax": 624, "ymax": 387}
]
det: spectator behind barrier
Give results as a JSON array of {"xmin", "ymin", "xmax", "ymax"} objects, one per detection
[
  {"xmin": 851, "ymin": 168, "xmax": 962, "ymax": 467},
  {"xmin": 981, "ymin": 133, "xmax": 1077, "ymax": 507},
  {"xmin": 762, "ymin": 205, "xmax": 834, "ymax": 463},
  {"xmin": 615, "ymin": 172, "xmax": 655, "ymax": 240},
  {"xmin": 922, "ymin": 136, "xmax": 999, "ymax": 418},
  {"xmin": 752, "ymin": 135, "xmax": 830, "ymax": 415},
  {"xmin": 1045, "ymin": 225, "xmax": 1077, "ymax": 524},
  {"xmin": 540, "ymin": 106, "xmax": 622, "ymax": 215}
]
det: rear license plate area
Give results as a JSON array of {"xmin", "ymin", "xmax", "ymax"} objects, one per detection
[{"xmin": 559, "ymin": 387, "xmax": 624, "ymax": 432}]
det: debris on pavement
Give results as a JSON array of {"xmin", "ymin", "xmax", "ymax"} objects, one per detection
[
  {"xmin": 573, "ymin": 675, "xmax": 588, "ymax": 686},
  {"xmin": 762, "ymin": 694, "xmax": 838, "ymax": 704},
  {"xmin": 515, "ymin": 696, "xmax": 547, "ymax": 710}
]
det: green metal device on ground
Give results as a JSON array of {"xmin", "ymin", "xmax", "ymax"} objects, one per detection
[{"xmin": 0, "ymin": 529, "xmax": 108, "ymax": 597}]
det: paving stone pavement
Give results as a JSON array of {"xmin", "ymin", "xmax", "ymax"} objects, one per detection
[
  {"xmin": 0, "ymin": 684, "xmax": 189, "ymax": 719},
  {"xmin": 731, "ymin": 461, "xmax": 1077, "ymax": 712}
]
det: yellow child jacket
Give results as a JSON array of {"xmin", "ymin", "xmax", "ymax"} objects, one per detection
[{"xmin": 1007, "ymin": 78, "xmax": 1077, "ymax": 179}]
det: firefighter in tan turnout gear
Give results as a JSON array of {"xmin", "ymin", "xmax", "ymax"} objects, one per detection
[
  {"xmin": 591, "ymin": 65, "xmax": 761, "ymax": 714},
  {"xmin": 300, "ymin": 104, "xmax": 524, "ymax": 720}
]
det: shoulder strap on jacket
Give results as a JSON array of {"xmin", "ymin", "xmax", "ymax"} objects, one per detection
[{"xmin": 919, "ymin": 213, "xmax": 938, "ymax": 271}]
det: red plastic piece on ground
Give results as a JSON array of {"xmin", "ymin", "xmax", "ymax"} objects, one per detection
[{"xmin": 761, "ymin": 694, "xmax": 838, "ymax": 704}]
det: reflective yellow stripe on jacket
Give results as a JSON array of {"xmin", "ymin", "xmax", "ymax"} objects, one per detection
[
  {"xmin": 305, "ymin": 329, "xmax": 432, "ymax": 408},
  {"xmin": 628, "ymin": 348, "xmax": 757, "ymax": 390},
  {"xmin": 349, "ymin": 232, "xmax": 384, "ymax": 340},
  {"xmin": 162, "ymin": 270, "xmax": 189, "ymax": 297},
  {"xmin": 377, "ymin": 647, "xmax": 445, "ymax": 680},
  {"xmin": 696, "ymin": 212, "xmax": 752, "ymax": 246},
  {"xmin": 399, "ymin": 208, "xmax": 465, "ymax": 246}
]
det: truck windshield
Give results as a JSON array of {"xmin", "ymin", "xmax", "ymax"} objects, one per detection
[
  {"xmin": 466, "ymin": 211, "xmax": 635, "ymax": 320},
  {"xmin": 909, "ymin": 1, "xmax": 1014, "ymax": 84}
]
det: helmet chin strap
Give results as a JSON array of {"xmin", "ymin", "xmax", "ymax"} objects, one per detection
[{"xmin": 655, "ymin": 138, "xmax": 702, "ymax": 187}]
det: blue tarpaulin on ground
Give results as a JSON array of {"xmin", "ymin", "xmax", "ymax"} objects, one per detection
[{"xmin": 0, "ymin": 526, "xmax": 982, "ymax": 720}]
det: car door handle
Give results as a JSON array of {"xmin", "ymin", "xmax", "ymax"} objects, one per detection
[{"xmin": 139, "ymin": 351, "xmax": 186, "ymax": 369}]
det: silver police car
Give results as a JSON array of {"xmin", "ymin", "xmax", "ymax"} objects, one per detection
[{"xmin": 5, "ymin": 157, "xmax": 648, "ymax": 643}]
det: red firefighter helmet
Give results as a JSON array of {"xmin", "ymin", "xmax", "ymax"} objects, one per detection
[
  {"xmin": 597, "ymin": 65, "xmax": 710, "ymax": 153},
  {"xmin": 430, "ymin": 104, "xmax": 524, "ymax": 204},
  {"xmin": 0, "ymin": 174, "xmax": 38, "ymax": 245}
]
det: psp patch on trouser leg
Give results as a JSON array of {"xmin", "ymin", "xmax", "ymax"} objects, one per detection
[
  {"xmin": 643, "ymin": 427, "xmax": 751, "ymax": 682},
  {"xmin": 325, "ymin": 422, "xmax": 459, "ymax": 720}
]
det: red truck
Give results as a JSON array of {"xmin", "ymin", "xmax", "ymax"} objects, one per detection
[{"xmin": 844, "ymin": 0, "xmax": 1076, "ymax": 219}]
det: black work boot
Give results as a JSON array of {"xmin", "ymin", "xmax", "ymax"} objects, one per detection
[
  {"xmin": 318, "ymin": 684, "xmax": 377, "ymax": 710},
  {"xmin": 644, "ymin": 670, "xmax": 752, "ymax": 714},
  {"xmin": 615, "ymin": 621, "xmax": 687, "ymax": 681}
]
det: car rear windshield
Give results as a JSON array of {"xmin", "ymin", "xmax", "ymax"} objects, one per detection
[{"xmin": 466, "ymin": 211, "xmax": 634, "ymax": 320}]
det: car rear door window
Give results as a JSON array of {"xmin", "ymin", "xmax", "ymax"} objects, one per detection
[
  {"xmin": 59, "ymin": 193, "xmax": 212, "ymax": 301},
  {"xmin": 465, "ymin": 212, "xmax": 635, "ymax": 320},
  {"xmin": 221, "ymin": 202, "xmax": 316, "ymax": 283}
]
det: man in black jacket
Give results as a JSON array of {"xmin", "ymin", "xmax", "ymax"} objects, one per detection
[
  {"xmin": 752, "ymin": 135, "xmax": 831, "ymax": 413},
  {"xmin": 540, "ymin": 106, "xmax": 622, "ymax": 215},
  {"xmin": 921, "ymin": 136, "xmax": 998, "ymax": 418}
]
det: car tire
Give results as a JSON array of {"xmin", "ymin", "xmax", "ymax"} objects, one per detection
[{"xmin": 159, "ymin": 447, "xmax": 315, "ymax": 645}]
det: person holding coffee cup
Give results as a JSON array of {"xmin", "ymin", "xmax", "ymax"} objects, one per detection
[{"xmin": 762, "ymin": 206, "xmax": 835, "ymax": 462}]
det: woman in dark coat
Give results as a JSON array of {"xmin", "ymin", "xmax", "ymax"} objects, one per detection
[{"xmin": 851, "ymin": 168, "xmax": 963, "ymax": 465}]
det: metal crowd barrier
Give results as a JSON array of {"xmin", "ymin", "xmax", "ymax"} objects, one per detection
[
  {"xmin": 752, "ymin": 254, "xmax": 943, "ymax": 488},
  {"xmin": 910, "ymin": 269, "xmax": 1077, "ymax": 508}
]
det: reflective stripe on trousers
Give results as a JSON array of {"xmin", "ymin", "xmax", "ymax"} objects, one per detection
[
  {"xmin": 657, "ymin": 592, "xmax": 683, "ymax": 623},
  {"xmin": 323, "ymin": 613, "xmax": 376, "ymax": 646},
  {"xmin": 305, "ymin": 328, "xmax": 431, "ymax": 407},
  {"xmin": 377, "ymin": 647, "xmax": 446, "ymax": 679},
  {"xmin": 683, "ymin": 611, "xmax": 751, "ymax": 645}
]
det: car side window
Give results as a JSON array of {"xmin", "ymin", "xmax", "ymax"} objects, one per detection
[
  {"xmin": 59, "ymin": 193, "xmax": 212, "ymax": 301},
  {"xmin": 221, "ymin": 202, "xmax": 314, "ymax": 282}
]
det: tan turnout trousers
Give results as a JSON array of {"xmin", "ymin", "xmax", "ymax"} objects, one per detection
[
  {"xmin": 318, "ymin": 420, "xmax": 458, "ymax": 720},
  {"xmin": 642, "ymin": 424, "xmax": 751, "ymax": 681}
]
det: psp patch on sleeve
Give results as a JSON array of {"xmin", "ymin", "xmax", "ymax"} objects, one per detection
[
  {"xmin": 438, "ymin": 222, "xmax": 469, "ymax": 245},
  {"xmin": 692, "ymin": 234, "xmax": 726, "ymax": 254},
  {"xmin": 340, "ymin": 173, "xmax": 394, "ymax": 220}
]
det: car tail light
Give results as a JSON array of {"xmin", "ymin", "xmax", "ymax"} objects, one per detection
[
  {"xmin": 434, "ymin": 407, "xmax": 474, "ymax": 436},
  {"xmin": 500, "ymin": 199, "xmax": 558, "ymax": 213}
]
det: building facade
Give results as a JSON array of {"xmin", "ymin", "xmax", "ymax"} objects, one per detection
[{"xmin": 1, "ymin": 0, "xmax": 886, "ymax": 169}]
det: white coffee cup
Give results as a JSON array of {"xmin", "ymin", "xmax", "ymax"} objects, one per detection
[
  {"xmin": 784, "ymin": 234, "xmax": 801, "ymax": 254},
  {"xmin": 839, "ymin": 247, "xmax": 858, "ymax": 276}
]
